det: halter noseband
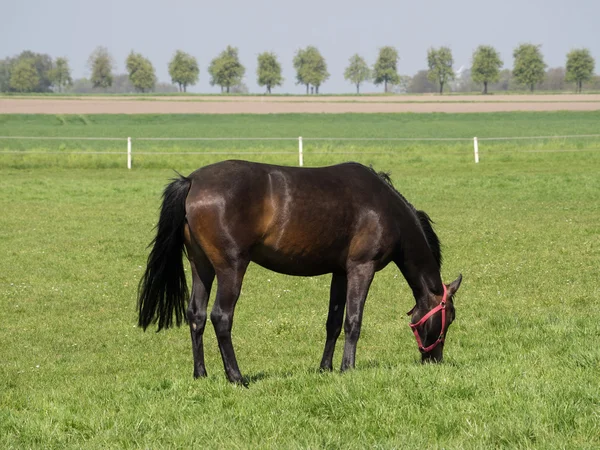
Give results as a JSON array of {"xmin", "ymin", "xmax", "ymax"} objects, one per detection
[{"xmin": 407, "ymin": 284, "xmax": 448, "ymax": 353}]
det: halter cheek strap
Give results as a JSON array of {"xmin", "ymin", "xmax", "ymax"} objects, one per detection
[{"xmin": 407, "ymin": 284, "xmax": 447, "ymax": 353}]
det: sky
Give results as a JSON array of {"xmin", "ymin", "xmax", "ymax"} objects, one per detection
[{"xmin": 2, "ymin": 0, "xmax": 599, "ymax": 94}]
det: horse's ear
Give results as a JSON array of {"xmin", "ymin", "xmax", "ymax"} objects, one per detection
[{"xmin": 447, "ymin": 274, "xmax": 463, "ymax": 297}]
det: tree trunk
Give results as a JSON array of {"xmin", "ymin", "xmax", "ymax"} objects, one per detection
[
  {"xmin": 267, "ymin": 85, "xmax": 271, "ymax": 94},
  {"xmin": 483, "ymin": 81, "xmax": 488, "ymax": 95},
  {"xmin": 439, "ymin": 81, "xmax": 444, "ymax": 95},
  {"xmin": 306, "ymin": 84, "xmax": 309, "ymax": 94},
  {"xmin": 530, "ymin": 83, "xmax": 534, "ymax": 93},
  {"xmin": 384, "ymin": 80, "xmax": 387, "ymax": 93},
  {"xmin": 183, "ymin": 84, "xmax": 187, "ymax": 93},
  {"xmin": 356, "ymin": 83, "xmax": 359, "ymax": 94},
  {"xmin": 226, "ymin": 85, "xmax": 230, "ymax": 93}
]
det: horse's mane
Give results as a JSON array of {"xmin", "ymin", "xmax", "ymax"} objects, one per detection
[
  {"xmin": 369, "ymin": 166, "xmax": 443, "ymax": 269},
  {"xmin": 415, "ymin": 210, "xmax": 442, "ymax": 270}
]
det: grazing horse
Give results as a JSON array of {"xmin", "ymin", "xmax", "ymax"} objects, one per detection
[{"xmin": 138, "ymin": 160, "xmax": 462, "ymax": 383}]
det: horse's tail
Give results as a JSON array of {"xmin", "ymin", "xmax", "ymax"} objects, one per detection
[{"xmin": 138, "ymin": 174, "xmax": 191, "ymax": 331}]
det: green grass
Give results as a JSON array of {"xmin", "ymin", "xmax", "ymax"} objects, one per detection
[
  {"xmin": 1, "ymin": 114, "xmax": 599, "ymax": 448},
  {"xmin": 1, "ymin": 112, "xmax": 600, "ymax": 171},
  {"xmin": 2, "ymin": 111, "xmax": 600, "ymax": 138}
]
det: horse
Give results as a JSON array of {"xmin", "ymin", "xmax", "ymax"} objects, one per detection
[{"xmin": 138, "ymin": 160, "xmax": 462, "ymax": 383}]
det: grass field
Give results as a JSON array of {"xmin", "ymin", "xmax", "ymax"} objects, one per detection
[
  {"xmin": 1, "ymin": 113, "xmax": 599, "ymax": 448},
  {"xmin": 1, "ymin": 112, "xmax": 600, "ymax": 171}
]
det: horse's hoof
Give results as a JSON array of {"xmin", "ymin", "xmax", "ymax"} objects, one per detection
[{"xmin": 193, "ymin": 368, "xmax": 208, "ymax": 379}]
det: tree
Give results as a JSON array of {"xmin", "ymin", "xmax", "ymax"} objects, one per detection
[
  {"xmin": 540, "ymin": 67, "xmax": 567, "ymax": 91},
  {"xmin": 407, "ymin": 70, "xmax": 437, "ymax": 93},
  {"xmin": 168, "ymin": 50, "xmax": 199, "ymax": 92},
  {"xmin": 230, "ymin": 82, "xmax": 249, "ymax": 94},
  {"xmin": 565, "ymin": 48, "xmax": 595, "ymax": 93},
  {"xmin": 2, "ymin": 51, "xmax": 54, "ymax": 92},
  {"xmin": 208, "ymin": 46, "xmax": 245, "ymax": 93},
  {"xmin": 9, "ymin": 58, "xmax": 39, "ymax": 92},
  {"xmin": 427, "ymin": 47, "xmax": 455, "ymax": 94},
  {"xmin": 70, "ymin": 74, "xmax": 180, "ymax": 94},
  {"xmin": 512, "ymin": 44, "xmax": 546, "ymax": 92},
  {"xmin": 126, "ymin": 52, "xmax": 156, "ymax": 93},
  {"xmin": 88, "ymin": 46, "xmax": 114, "ymax": 89},
  {"xmin": 154, "ymin": 82, "xmax": 179, "ymax": 93},
  {"xmin": 391, "ymin": 75, "xmax": 412, "ymax": 93},
  {"xmin": 256, "ymin": 52, "xmax": 283, "ymax": 94},
  {"xmin": 0, "ymin": 59, "xmax": 11, "ymax": 92},
  {"xmin": 452, "ymin": 67, "xmax": 479, "ymax": 93},
  {"xmin": 488, "ymin": 69, "xmax": 513, "ymax": 91},
  {"xmin": 49, "ymin": 57, "xmax": 72, "ymax": 92},
  {"xmin": 373, "ymin": 46, "xmax": 400, "ymax": 93},
  {"xmin": 17, "ymin": 51, "xmax": 54, "ymax": 92},
  {"xmin": 471, "ymin": 45, "xmax": 503, "ymax": 94},
  {"xmin": 344, "ymin": 54, "xmax": 371, "ymax": 94},
  {"xmin": 293, "ymin": 46, "xmax": 329, "ymax": 94},
  {"xmin": 590, "ymin": 75, "xmax": 600, "ymax": 90}
]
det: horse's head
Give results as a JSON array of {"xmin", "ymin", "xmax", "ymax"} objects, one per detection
[{"xmin": 407, "ymin": 274, "xmax": 462, "ymax": 363}]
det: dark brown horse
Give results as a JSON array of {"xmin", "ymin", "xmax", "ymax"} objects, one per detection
[{"xmin": 138, "ymin": 160, "xmax": 462, "ymax": 383}]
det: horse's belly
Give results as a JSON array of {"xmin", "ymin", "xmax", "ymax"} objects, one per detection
[{"xmin": 250, "ymin": 243, "xmax": 341, "ymax": 276}]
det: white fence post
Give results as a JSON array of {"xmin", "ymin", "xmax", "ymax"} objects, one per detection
[
  {"xmin": 474, "ymin": 137, "xmax": 479, "ymax": 163},
  {"xmin": 127, "ymin": 137, "xmax": 132, "ymax": 169},
  {"xmin": 298, "ymin": 136, "xmax": 303, "ymax": 167}
]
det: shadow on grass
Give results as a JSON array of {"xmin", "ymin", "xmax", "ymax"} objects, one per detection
[
  {"xmin": 237, "ymin": 356, "xmax": 465, "ymax": 386},
  {"xmin": 363, "ymin": 357, "xmax": 464, "ymax": 369},
  {"xmin": 241, "ymin": 366, "xmax": 339, "ymax": 386}
]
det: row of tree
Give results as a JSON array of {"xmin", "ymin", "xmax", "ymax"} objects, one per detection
[
  {"xmin": 343, "ymin": 44, "xmax": 596, "ymax": 94},
  {"xmin": 1, "ymin": 45, "xmax": 597, "ymax": 94}
]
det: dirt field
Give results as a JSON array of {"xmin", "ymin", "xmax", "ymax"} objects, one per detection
[{"xmin": 2, "ymin": 94, "xmax": 600, "ymax": 114}]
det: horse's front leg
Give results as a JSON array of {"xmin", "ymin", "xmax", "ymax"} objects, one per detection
[
  {"xmin": 187, "ymin": 257, "xmax": 215, "ymax": 379},
  {"xmin": 340, "ymin": 263, "xmax": 375, "ymax": 372},
  {"xmin": 319, "ymin": 272, "xmax": 347, "ymax": 371},
  {"xmin": 210, "ymin": 260, "xmax": 249, "ymax": 384}
]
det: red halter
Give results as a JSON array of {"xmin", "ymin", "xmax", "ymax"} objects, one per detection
[{"xmin": 407, "ymin": 284, "xmax": 448, "ymax": 353}]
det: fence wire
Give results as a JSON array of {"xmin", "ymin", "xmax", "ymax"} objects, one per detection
[{"xmin": 2, "ymin": 134, "xmax": 600, "ymax": 168}]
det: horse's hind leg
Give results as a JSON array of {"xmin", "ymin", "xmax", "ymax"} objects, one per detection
[
  {"xmin": 185, "ymin": 231, "xmax": 215, "ymax": 378},
  {"xmin": 319, "ymin": 273, "xmax": 347, "ymax": 371},
  {"xmin": 187, "ymin": 258, "xmax": 214, "ymax": 378},
  {"xmin": 210, "ymin": 259, "xmax": 249, "ymax": 384}
]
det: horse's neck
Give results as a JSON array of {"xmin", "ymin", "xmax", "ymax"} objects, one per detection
[
  {"xmin": 394, "ymin": 243, "xmax": 443, "ymax": 303},
  {"xmin": 399, "ymin": 264, "xmax": 442, "ymax": 300},
  {"xmin": 388, "ymin": 196, "xmax": 443, "ymax": 301}
]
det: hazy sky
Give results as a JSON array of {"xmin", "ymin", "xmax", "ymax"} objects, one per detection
[{"xmin": 3, "ymin": 0, "xmax": 599, "ymax": 93}]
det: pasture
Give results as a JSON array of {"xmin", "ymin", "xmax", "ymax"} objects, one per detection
[
  {"xmin": 2, "ymin": 111, "xmax": 600, "ymax": 170},
  {"xmin": 1, "ymin": 112, "xmax": 599, "ymax": 448}
]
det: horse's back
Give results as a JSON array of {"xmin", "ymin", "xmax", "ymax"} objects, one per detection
[{"xmin": 184, "ymin": 161, "xmax": 397, "ymax": 275}]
